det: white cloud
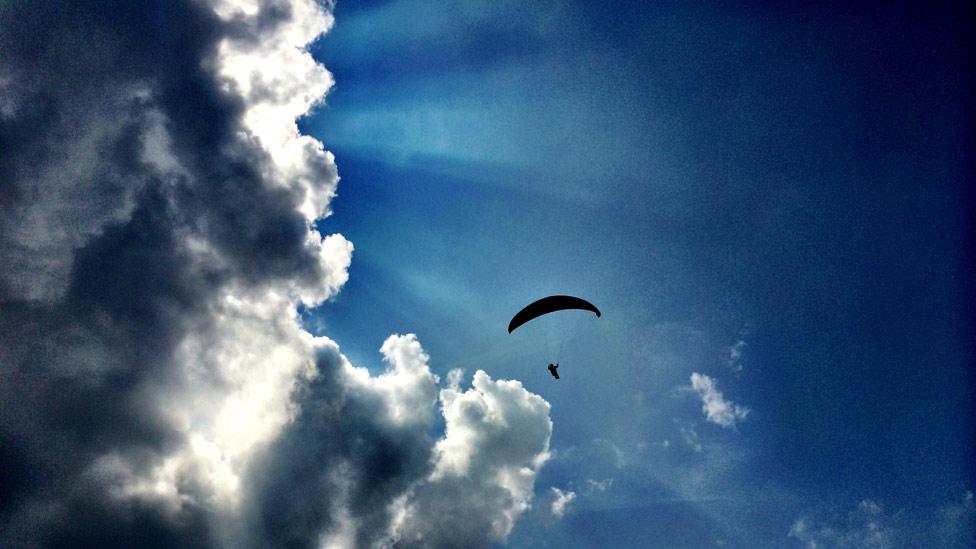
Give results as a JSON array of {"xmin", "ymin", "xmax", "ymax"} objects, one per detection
[
  {"xmin": 690, "ymin": 373, "xmax": 750, "ymax": 428},
  {"xmin": 391, "ymin": 370, "xmax": 553, "ymax": 546},
  {"xmin": 349, "ymin": 333, "xmax": 441, "ymax": 427},
  {"xmin": 212, "ymin": 0, "xmax": 340, "ymax": 226},
  {"xmin": 550, "ymin": 487, "xmax": 577, "ymax": 518}
]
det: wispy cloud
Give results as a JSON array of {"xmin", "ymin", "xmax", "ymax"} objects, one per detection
[
  {"xmin": 726, "ymin": 339, "xmax": 747, "ymax": 372},
  {"xmin": 680, "ymin": 424, "xmax": 704, "ymax": 452},
  {"xmin": 690, "ymin": 373, "xmax": 750, "ymax": 428},
  {"xmin": 586, "ymin": 478, "xmax": 614, "ymax": 493},
  {"xmin": 789, "ymin": 494, "xmax": 975, "ymax": 549},
  {"xmin": 934, "ymin": 491, "xmax": 975, "ymax": 546},
  {"xmin": 789, "ymin": 500, "xmax": 895, "ymax": 549}
]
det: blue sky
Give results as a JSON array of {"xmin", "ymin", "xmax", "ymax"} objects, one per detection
[
  {"xmin": 0, "ymin": 0, "xmax": 971, "ymax": 547},
  {"xmin": 302, "ymin": 1, "xmax": 973, "ymax": 546}
]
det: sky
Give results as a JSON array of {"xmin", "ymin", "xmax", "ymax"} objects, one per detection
[{"xmin": 0, "ymin": 1, "xmax": 973, "ymax": 548}]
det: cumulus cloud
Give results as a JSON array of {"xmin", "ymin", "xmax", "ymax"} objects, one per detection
[
  {"xmin": 690, "ymin": 373, "xmax": 750, "ymax": 428},
  {"xmin": 0, "ymin": 1, "xmax": 551, "ymax": 547},
  {"xmin": 549, "ymin": 487, "xmax": 576, "ymax": 518},
  {"xmin": 390, "ymin": 371, "xmax": 552, "ymax": 547}
]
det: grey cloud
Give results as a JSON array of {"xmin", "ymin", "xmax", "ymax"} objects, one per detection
[
  {"xmin": 0, "ymin": 0, "xmax": 222, "ymax": 302},
  {"xmin": 0, "ymin": 0, "xmax": 334, "ymax": 545},
  {"xmin": 241, "ymin": 338, "xmax": 438, "ymax": 549}
]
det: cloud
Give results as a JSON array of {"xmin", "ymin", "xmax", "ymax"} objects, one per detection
[
  {"xmin": 241, "ymin": 340, "xmax": 550, "ymax": 549},
  {"xmin": 390, "ymin": 371, "xmax": 552, "ymax": 547},
  {"xmin": 549, "ymin": 487, "xmax": 576, "ymax": 518},
  {"xmin": 932, "ymin": 491, "xmax": 975, "ymax": 547},
  {"xmin": 446, "ymin": 367, "xmax": 465, "ymax": 391},
  {"xmin": 789, "ymin": 494, "xmax": 975, "ymax": 549},
  {"xmin": 680, "ymin": 425, "xmax": 704, "ymax": 452},
  {"xmin": 690, "ymin": 373, "xmax": 750, "ymax": 428},
  {"xmin": 585, "ymin": 478, "xmax": 614, "ymax": 493},
  {"xmin": 788, "ymin": 500, "xmax": 896, "ymax": 549},
  {"xmin": 726, "ymin": 339, "xmax": 747, "ymax": 372},
  {"xmin": 0, "ymin": 1, "xmax": 551, "ymax": 547}
]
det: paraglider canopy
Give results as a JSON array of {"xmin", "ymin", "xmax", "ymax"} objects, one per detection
[{"xmin": 508, "ymin": 295, "xmax": 601, "ymax": 333}]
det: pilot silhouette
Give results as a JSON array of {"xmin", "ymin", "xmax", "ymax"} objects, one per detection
[{"xmin": 547, "ymin": 363, "xmax": 559, "ymax": 379}]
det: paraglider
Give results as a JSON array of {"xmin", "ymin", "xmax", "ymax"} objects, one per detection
[
  {"xmin": 508, "ymin": 295, "xmax": 600, "ymax": 379},
  {"xmin": 507, "ymin": 295, "xmax": 601, "ymax": 333}
]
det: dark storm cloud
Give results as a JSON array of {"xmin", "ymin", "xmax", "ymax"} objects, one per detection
[
  {"xmin": 0, "ymin": 0, "xmax": 220, "ymax": 301},
  {"xmin": 2, "ymin": 0, "xmax": 216, "ymax": 543},
  {"xmin": 0, "ymin": 0, "xmax": 320, "ymax": 545}
]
